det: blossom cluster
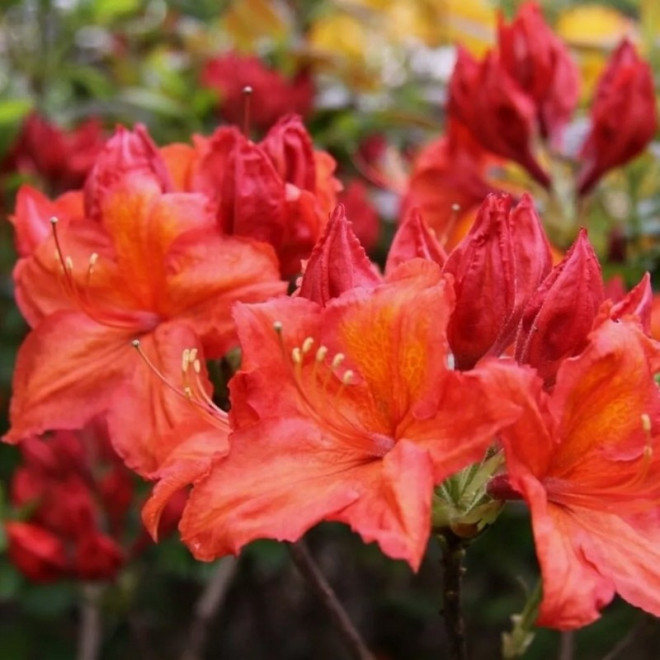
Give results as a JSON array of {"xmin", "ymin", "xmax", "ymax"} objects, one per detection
[{"xmin": 3, "ymin": 0, "xmax": 660, "ymax": 644}]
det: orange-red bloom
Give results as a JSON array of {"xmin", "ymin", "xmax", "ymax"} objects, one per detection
[
  {"xmin": 499, "ymin": 319, "xmax": 660, "ymax": 628},
  {"xmin": 6, "ymin": 126, "xmax": 285, "ymax": 477},
  {"xmin": 177, "ymin": 260, "xmax": 520, "ymax": 569}
]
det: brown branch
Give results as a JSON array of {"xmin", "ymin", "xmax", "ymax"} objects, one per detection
[
  {"xmin": 77, "ymin": 584, "xmax": 104, "ymax": 660},
  {"xmin": 288, "ymin": 540, "xmax": 375, "ymax": 660},
  {"xmin": 180, "ymin": 556, "xmax": 239, "ymax": 660},
  {"xmin": 439, "ymin": 531, "xmax": 468, "ymax": 660}
]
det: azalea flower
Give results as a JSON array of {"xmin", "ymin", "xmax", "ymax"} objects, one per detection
[
  {"xmin": 498, "ymin": 318, "xmax": 660, "ymax": 628},
  {"xmin": 5, "ymin": 125, "xmax": 285, "ymax": 477},
  {"xmin": 177, "ymin": 259, "xmax": 521, "ymax": 569}
]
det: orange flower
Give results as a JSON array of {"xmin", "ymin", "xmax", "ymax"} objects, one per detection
[
  {"xmin": 499, "ymin": 319, "xmax": 660, "ymax": 628},
  {"xmin": 6, "ymin": 126, "xmax": 285, "ymax": 478},
  {"xmin": 177, "ymin": 260, "xmax": 520, "ymax": 569}
]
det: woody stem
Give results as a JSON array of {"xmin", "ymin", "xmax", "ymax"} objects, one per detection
[
  {"xmin": 288, "ymin": 540, "xmax": 375, "ymax": 660},
  {"xmin": 439, "ymin": 530, "xmax": 468, "ymax": 660}
]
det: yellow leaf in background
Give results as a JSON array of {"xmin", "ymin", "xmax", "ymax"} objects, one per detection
[
  {"xmin": 220, "ymin": 0, "xmax": 290, "ymax": 51},
  {"xmin": 308, "ymin": 11, "xmax": 368, "ymax": 63},
  {"xmin": 641, "ymin": 0, "xmax": 660, "ymax": 56},
  {"xmin": 557, "ymin": 5, "xmax": 634, "ymax": 50},
  {"xmin": 443, "ymin": 0, "xmax": 497, "ymax": 55},
  {"xmin": 557, "ymin": 5, "xmax": 637, "ymax": 101}
]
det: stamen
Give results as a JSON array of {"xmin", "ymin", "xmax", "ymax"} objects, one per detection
[
  {"xmin": 242, "ymin": 85, "xmax": 253, "ymax": 137},
  {"xmin": 316, "ymin": 346, "xmax": 328, "ymax": 362},
  {"xmin": 131, "ymin": 340, "xmax": 228, "ymax": 428},
  {"xmin": 342, "ymin": 370, "xmax": 354, "ymax": 385},
  {"xmin": 331, "ymin": 353, "xmax": 345, "ymax": 369},
  {"xmin": 302, "ymin": 337, "xmax": 314, "ymax": 354},
  {"xmin": 292, "ymin": 347, "xmax": 302, "ymax": 364}
]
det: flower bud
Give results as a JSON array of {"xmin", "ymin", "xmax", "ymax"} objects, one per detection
[
  {"xmin": 444, "ymin": 193, "xmax": 552, "ymax": 370},
  {"xmin": 578, "ymin": 40, "xmax": 657, "ymax": 195},
  {"xmin": 260, "ymin": 115, "xmax": 317, "ymax": 191},
  {"xmin": 386, "ymin": 207, "xmax": 447, "ymax": 274},
  {"xmin": 498, "ymin": 2, "xmax": 579, "ymax": 145},
  {"xmin": 448, "ymin": 48, "xmax": 550, "ymax": 187},
  {"xmin": 84, "ymin": 125, "xmax": 173, "ymax": 220},
  {"xmin": 515, "ymin": 229, "xmax": 604, "ymax": 384},
  {"xmin": 297, "ymin": 204, "xmax": 381, "ymax": 306}
]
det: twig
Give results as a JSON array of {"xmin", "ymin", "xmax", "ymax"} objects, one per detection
[
  {"xmin": 439, "ymin": 531, "xmax": 468, "ymax": 660},
  {"xmin": 558, "ymin": 631, "xmax": 574, "ymax": 660},
  {"xmin": 180, "ymin": 556, "xmax": 239, "ymax": 660},
  {"xmin": 288, "ymin": 540, "xmax": 375, "ymax": 660},
  {"xmin": 77, "ymin": 584, "xmax": 104, "ymax": 660},
  {"xmin": 601, "ymin": 615, "xmax": 653, "ymax": 660}
]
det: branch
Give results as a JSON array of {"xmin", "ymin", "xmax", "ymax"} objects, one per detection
[
  {"xmin": 439, "ymin": 531, "xmax": 468, "ymax": 660},
  {"xmin": 288, "ymin": 540, "xmax": 375, "ymax": 660},
  {"xmin": 180, "ymin": 556, "xmax": 239, "ymax": 660},
  {"xmin": 77, "ymin": 584, "xmax": 104, "ymax": 660}
]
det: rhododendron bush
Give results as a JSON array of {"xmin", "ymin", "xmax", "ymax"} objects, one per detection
[{"xmin": 2, "ymin": 1, "xmax": 660, "ymax": 659}]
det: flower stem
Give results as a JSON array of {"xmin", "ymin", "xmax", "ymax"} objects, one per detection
[
  {"xmin": 77, "ymin": 584, "xmax": 104, "ymax": 660},
  {"xmin": 438, "ymin": 531, "xmax": 468, "ymax": 660},
  {"xmin": 502, "ymin": 579, "xmax": 542, "ymax": 659},
  {"xmin": 288, "ymin": 540, "xmax": 375, "ymax": 660},
  {"xmin": 180, "ymin": 556, "xmax": 238, "ymax": 660}
]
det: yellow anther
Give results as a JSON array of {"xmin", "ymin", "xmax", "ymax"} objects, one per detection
[
  {"xmin": 131, "ymin": 339, "xmax": 141, "ymax": 348},
  {"xmin": 331, "ymin": 353, "xmax": 345, "ymax": 369},
  {"xmin": 292, "ymin": 347, "xmax": 302, "ymax": 364},
  {"xmin": 342, "ymin": 370, "xmax": 354, "ymax": 385},
  {"xmin": 183, "ymin": 386, "xmax": 193, "ymax": 399},
  {"xmin": 451, "ymin": 203, "xmax": 461, "ymax": 212},
  {"xmin": 181, "ymin": 348, "xmax": 191, "ymax": 371},
  {"xmin": 65, "ymin": 256, "xmax": 74, "ymax": 271},
  {"xmin": 273, "ymin": 321, "xmax": 283, "ymax": 334},
  {"xmin": 193, "ymin": 359, "xmax": 201, "ymax": 374},
  {"xmin": 189, "ymin": 348, "xmax": 198, "ymax": 363},
  {"xmin": 50, "ymin": 216, "xmax": 59, "ymax": 225},
  {"xmin": 302, "ymin": 337, "xmax": 314, "ymax": 354},
  {"xmin": 316, "ymin": 346, "xmax": 328, "ymax": 362},
  {"xmin": 89, "ymin": 253, "xmax": 99, "ymax": 267},
  {"xmin": 642, "ymin": 413, "xmax": 652, "ymax": 433}
]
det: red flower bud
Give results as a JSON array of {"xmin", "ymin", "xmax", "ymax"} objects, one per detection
[
  {"xmin": 444, "ymin": 193, "xmax": 552, "ymax": 369},
  {"xmin": 297, "ymin": 205, "xmax": 381, "ymax": 306},
  {"xmin": 260, "ymin": 115, "xmax": 317, "ymax": 191},
  {"xmin": 84, "ymin": 125, "xmax": 173, "ymax": 220},
  {"xmin": 515, "ymin": 229, "xmax": 604, "ymax": 384},
  {"xmin": 386, "ymin": 207, "xmax": 447, "ymax": 274},
  {"xmin": 578, "ymin": 40, "xmax": 657, "ymax": 195},
  {"xmin": 498, "ymin": 2, "xmax": 579, "ymax": 144},
  {"xmin": 75, "ymin": 532, "xmax": 124, "ymax": 581},
  {"xmin": 448, "ymin": 48, "xmax": 550, "ymax": 187}
]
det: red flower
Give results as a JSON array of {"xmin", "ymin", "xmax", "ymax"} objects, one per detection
[
  {"xmin": 6, "ymin": 125, "xmax": 285, "ymax": 477},
  {"xmin": 445, "ymin": 193, "xmax": 552, "ymax": 369},
  {"xmin": 498, "ymin": 2, "xmax": 579, "ymax": 144},
  {"xmin": 2, "ymin": 112, "xmax": 105, "ymax": 193},
  {"xmin": 499, "ymin": 319, "xmax": 660, "ymax": 628},
  {"xmin": 184, "ymin": 116, "xmax": 340, "ymax": 277},
  {"xmin": 177, "ymin": 260, "xmax": 520, "ymax": 569},
  {"xmin": 578, "ymin": 40, "xmax": 657, "ymax": 195},
  {"xmin": 201, "ymin": 52, "xmax": 314, "ymax": 130},
  {"xmin": 5, "ymin": 522, "xmax": 67, "ymax": 583},
  {"xmin": 7, "ymin": 425, "xmax": 130, "ymax": 582}
]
